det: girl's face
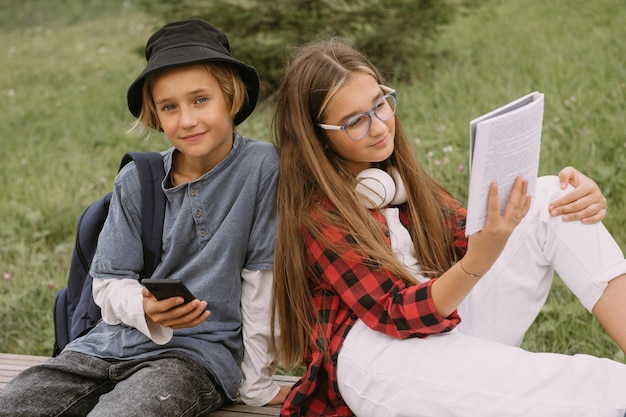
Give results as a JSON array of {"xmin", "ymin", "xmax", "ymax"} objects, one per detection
[
  {"xmin": 321, "ymin": 72, "xmax": 396, "ymax": 175},
  {"xmin": 151, "ymin": 64, "xmax": 234, "ymax": 172}
]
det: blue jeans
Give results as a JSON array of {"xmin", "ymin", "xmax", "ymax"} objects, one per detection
[{"xmin": 0, "ymin": 351, "xmax": 225, "ymax": 417}]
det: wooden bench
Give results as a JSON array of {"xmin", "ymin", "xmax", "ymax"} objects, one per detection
[{"xmin": 0, "ymin": 353, "xmax": 297, "ymax": 416}]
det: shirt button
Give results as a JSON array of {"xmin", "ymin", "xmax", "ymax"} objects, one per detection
[
  {"xmin": 384, "ymin": 230, "xmax": 390, "ymax": 237},
  {"xmin": 350, "ymin": 314, "xmax": 358, "ymax": 320},
  {"xmin": 199, "ymin": 229, "xmax": 206, "ymax": 237},
  {"xmin": 195, "ymin": 210, "xmax": 202, "ymax": 218},
  {"xmin": 190, "ymin": 189, "xmax": 198, "ymax": 196}
]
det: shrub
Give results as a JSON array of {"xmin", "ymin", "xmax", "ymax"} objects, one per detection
[{"xmin": 137, "ymin": 0, "xmax": 481, "ymax": 97}]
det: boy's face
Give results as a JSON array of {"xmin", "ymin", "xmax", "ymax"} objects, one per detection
[{"xmin": 151, "ymin": 64, "xmax": 234, "ymax": 173}]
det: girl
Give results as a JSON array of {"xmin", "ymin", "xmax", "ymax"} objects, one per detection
[
  {"xmin": 0, "ymin": 19, "xmax": 284, "ymax": 416},
  {"xmin": 271, "ymin": 37, "xmax": 626, "ymax": 416}
]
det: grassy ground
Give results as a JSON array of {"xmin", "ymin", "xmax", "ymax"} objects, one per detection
[{"xmin": 0, "ymin": 0, "xmax": 624, "ymax": 363}]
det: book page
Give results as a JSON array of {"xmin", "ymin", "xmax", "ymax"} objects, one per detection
[{"xmin": 465, "ymin": 92, "xmax": 544, "ymax": 236}]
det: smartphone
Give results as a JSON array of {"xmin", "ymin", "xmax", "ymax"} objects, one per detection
[{"xmin": 142, "ymin": 279, "xmax": 197, "ymax": 304}]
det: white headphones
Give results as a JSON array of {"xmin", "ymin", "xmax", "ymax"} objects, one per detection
[{"xmin": 355, "ymin": 167, "xmax": 407, "ymax": 209}]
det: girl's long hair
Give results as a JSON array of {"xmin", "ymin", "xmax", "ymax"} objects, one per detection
[{"xmin": 271, "ymin": 38, "xmax": 458, "ymax": 369}]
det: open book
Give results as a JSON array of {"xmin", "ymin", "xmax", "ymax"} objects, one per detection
[{"xmin": 465, "ymin": 91, "xmax": 544, "ymax": 236}]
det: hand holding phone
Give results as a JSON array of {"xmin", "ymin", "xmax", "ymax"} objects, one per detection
[
  {"xmin": 142, "ymin": 278, "xmax": 197, "ymax": 304},
  {"xmin": 141, "ymin": 278, "xmax": 209, "ymax": 328}
]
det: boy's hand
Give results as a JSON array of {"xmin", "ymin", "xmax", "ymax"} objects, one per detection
[{"xmin": 142, "ymin": 287, "xmax": 210, "ymax": 329}]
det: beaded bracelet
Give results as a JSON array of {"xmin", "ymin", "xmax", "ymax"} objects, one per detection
[{"xmin": 458, "ymin": 259, "xmax": 484, "ymax": 279}]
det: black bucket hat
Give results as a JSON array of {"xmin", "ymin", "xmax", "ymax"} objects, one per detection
[{"xmin": 127, "ymin": 18, "xmax": 260, "ymax": 126}]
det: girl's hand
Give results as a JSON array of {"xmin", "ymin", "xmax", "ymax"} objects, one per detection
[
  {"xmin": 463, "ymin": 177, "xmax": 531, "ymax": 275},
  {"xmin": 142, "ymin": 287, "xmax": 210, "ymax": 329},
  {"xmin": 549, "ymin": 166, "xmax": 607, "ymax": 224},
  {"xmin": 431, "ymin": 177, "xmax": 531, "ymax": 317}
]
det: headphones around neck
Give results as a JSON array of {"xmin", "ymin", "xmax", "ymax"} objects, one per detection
[{"xmin": 355, "ymin": 167, "xmax": 407, "ymax": 209}]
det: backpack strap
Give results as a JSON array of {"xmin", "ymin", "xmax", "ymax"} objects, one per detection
[{"xmin": 120, "ymin": 152, "xmax": 166, "ymax": 279}]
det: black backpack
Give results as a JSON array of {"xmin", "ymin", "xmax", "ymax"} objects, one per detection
[{"xmin": 52, "ymin": 152, "xmax": 166, "ymax": 357}]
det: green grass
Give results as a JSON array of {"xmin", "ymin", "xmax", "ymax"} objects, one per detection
[{"xmin": 0, "ymin": 0, "xmax": 624, "ymax": 362}]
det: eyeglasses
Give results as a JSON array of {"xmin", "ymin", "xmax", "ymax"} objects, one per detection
[{"xmin": 318, "ymin": 85, "xmax": 397, "ymax": 141}]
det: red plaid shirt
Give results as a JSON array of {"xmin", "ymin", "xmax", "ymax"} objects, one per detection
[{"xmin": 281, "ymin": 197, "xmax": 468, "ymax": 416}]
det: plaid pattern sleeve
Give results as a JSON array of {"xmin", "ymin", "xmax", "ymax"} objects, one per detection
[
  {"xmin": 307, "ymin": 214, "xmax": 460, "ymax": 339},
  {"xmin": 281, "ymin": 200, "xmax": 468, "ymax": 417}
]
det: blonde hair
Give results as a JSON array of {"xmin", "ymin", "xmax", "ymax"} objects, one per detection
[
  {"xmin": 271, "ymin": 38, "xmax": 459, "ymax": 368},
  {"xmin": 129, "ymin": 62, "xmax": 248, "ymax": 135}
]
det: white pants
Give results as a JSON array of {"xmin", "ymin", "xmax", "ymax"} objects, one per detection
[
  {"xmin": 458, "ymin": 176, "xmax": 626, "ymax": 346},
  {"xmin": 338, "ymin": 176, "xmax": 626, "ymax": 416}
]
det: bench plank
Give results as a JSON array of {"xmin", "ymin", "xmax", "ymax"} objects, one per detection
[
  {"xmin": 0, "ymin": 353, "xmax": 48, "ymax": 388},
  {"xmin": 0, "ymin": 353, "xmax": 296, "ymax": 417},
  {"xmin": 217, "ymin": 404, "xmax": 281, "ymax": 416}
]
